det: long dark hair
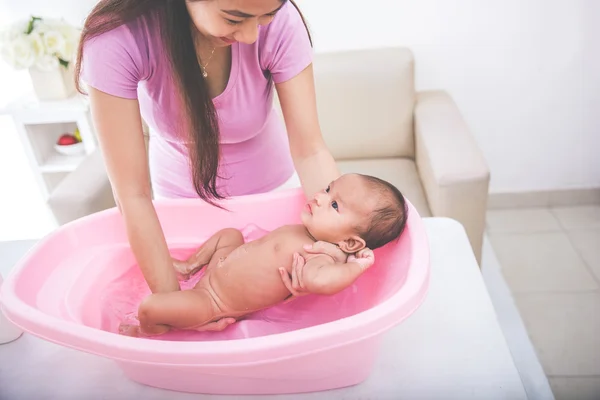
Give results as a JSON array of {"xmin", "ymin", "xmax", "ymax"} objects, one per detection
[{"xmin": 75, "ymin": 0, "xmax": 311, "ymax": 204}]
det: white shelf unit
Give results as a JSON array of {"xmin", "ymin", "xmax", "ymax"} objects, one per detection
[{"xmin": 1, "ymin": 93, "xmax": 98, "ymax": 200}]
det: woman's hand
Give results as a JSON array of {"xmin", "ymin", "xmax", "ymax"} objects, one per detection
[
  {"xmin": 172, "ymin": 258, "xmax": 193, "ymax": 281},
  {"xmin": 279, "ymin": 241, "xmax": 345, "ymax": 299},
  {"xmin": 276, "ymin": 64, "xmax": 341, "ymax": 198},
  {"xmin": 279, "ymin": 241, "xmax": 347, "ymax": 300},
  {"xmin": 279, "ymin": 252, "xmax": 309, "ymax": 300},
  {"xmin": 172, "ymin": 257, "xmax": 206, "ymax": 281},
  {"xmin": 279, "ymin": 243, "xmax": 376, "ymax": 301},
  {"xmin": 303, "ymin": 241, "xmax": 348, "ymax": 263},
  {"xmin": 88, "ymin": 87, "xmax": 179, "ymax": 294}
]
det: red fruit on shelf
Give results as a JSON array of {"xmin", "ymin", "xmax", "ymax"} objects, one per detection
[{"xmin": 57, "ymin": 134, "xmax": 77, "ymax": 146}]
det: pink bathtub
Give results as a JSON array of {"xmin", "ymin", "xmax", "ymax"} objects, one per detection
[{"xmin": 0, "ymin": 188, "xmax": 430, "ymax": 395}]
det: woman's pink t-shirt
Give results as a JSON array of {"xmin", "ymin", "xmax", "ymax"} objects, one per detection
[{"xmin": 80, "ymin": 2, "xmax": 312, "ymax": 198}]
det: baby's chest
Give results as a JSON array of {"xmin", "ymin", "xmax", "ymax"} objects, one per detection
[{"xmin": 217, "ymin": 238, "xmax": 289, "ymax": 269}]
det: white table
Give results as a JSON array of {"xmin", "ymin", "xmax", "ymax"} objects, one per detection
[{"xmin": 0, "ymin": 218, "xmax": 528, "ymax": 400}]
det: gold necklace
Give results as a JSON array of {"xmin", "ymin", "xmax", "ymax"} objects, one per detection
[
  {"xmin": 193, "ymin": 28, "xmax": 216, "ymax": 78},
  {"xmin": 200, "ymin": 46, "xmax": 216, "ymax": 78}
]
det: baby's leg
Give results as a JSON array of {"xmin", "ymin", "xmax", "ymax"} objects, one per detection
[
  {"xmin": 174, "ymin": 228, "xmax": 245, "ymax": 279},
  {"xmin": 120, "ymin": 288, "xmax": 235, "ymax": 337}
]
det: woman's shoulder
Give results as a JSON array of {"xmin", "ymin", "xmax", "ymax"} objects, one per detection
[
  {"xmin": 259, "ymin": 1, "xmax": 308, "ymax": 43},
  {"xmin": 257, "ymin": 1, "xmax": 313, "ymax": 84},
  {"xmin": 84, "ymin": 12, "xmax": 158, "ymax": 62},
  {"xmin": 81, "ymin": 12, "xmax": 159, "ymax": 98}
]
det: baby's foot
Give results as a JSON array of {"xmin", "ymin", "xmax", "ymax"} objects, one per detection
[
  {"xmin": 194, "ymin": 318, "xmax": 237, "ymax": 332},
  {"xmin": 118, "ymin": 323, "xmax": 141, "ymax": 337}
]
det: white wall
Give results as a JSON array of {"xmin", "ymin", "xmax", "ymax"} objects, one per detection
[
  {"xmin": 296, "ymin": 0, "xmax": 599, "ymax": 193},
  {"xmin": 0, "ymin": 0, "xmax": 94, "ymax": 26},
  {"xmin": 1, "ymin": 0, "xmax": 598, "ymax": 194}
]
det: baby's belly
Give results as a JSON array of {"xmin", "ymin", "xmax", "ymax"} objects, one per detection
[{"xmin": 206, "ymin": 257, "xmax": 291, "ymax": 314}]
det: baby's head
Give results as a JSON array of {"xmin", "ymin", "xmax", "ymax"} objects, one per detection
[{"xmin": 301, "ymin": 174, "xmax": 409, "ymax": 253}]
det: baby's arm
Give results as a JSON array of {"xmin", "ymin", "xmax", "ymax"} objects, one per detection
[
  {"xmin": 173, "ymin": 228, "xmax": 244, "ymax": 278},
  {"xmin": 304, "ymin": 256, "xmax": 364, "ymax": 295},
  {"xmin": 281, "ymin": 249, "xmax": 375, "ymax": 296}
]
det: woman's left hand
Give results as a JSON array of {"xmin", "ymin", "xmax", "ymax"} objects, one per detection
[
  {"xmin": 172, "ymin": 257, "xmax": 193, "ymax": 280},
  {"xmin": 279, "ymin": 252, "xmax": 309, "ymax": 301},
  {"xmin": 279, "ymin": 241, "xmax": 350, "ymax": 303},
  {"xmin": 303, "ymin": 241, "xmax": 348, "ymax": 263}
]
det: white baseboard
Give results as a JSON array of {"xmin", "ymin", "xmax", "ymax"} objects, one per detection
[{"xmin": 488, "ymin": 187, "xmax": 600, "ymax": 209}]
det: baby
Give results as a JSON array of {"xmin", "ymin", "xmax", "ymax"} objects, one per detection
[{"xmin": 119, "ymin": 173, "xmax": 408, "ymax": 337}]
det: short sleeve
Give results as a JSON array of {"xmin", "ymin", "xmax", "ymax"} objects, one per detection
[
  {"xmin": 80, "ymin": 22, "xmax": 146, "ymax": 99},
  {"xmin": 260, "ymin": 1, "xmax": 314, "ymax": 84}
]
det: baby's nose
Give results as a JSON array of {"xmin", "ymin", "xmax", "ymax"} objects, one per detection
[{"xmin": 314, "ymin": 193, "xmax": 324, "ymax": 206}]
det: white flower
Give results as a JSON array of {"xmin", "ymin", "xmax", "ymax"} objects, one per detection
[
  {"xmin": 0, "ymin": 16, "xmax": 81, "ymax": 70},
  {"xmin": 34, "ymin": 19, "xmax": 60, "ymax": 34},
  {"xmin": 35, "ymin": 19, "xmax": 80, "ymax": 62},
  {"xmin": 28, "ymin": 31, "xmax": 45, "ymax": 60},
  {"xmin": 56, "ymin": 26, "xmax": 80, "ymax": 61},
  {"xmin": 0, "ymin": 41, "xmax": 15, "ymax": 68},
  {"xmin": 6, "ymin": 35, "xmax": 36, "ymax": 69},
  {"xmin": 41, "ymin": 29, "xmax": 66, "ymax": 58},
  {"xmin": 0, "ymin": 21, "xmax": 28, "ymax": 45},
  {"xmin": 35, "ymin": 53, "xmax": 59, "ymax": 71}
]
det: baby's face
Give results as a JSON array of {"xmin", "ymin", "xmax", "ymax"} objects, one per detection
[{"xmin": 301, "ymin": 174, "xmax": 376, "ymax": 252}]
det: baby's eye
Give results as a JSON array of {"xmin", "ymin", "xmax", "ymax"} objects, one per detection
[
  {"xmin": 325, "ymin": 186, "xmax": 330, "ymax": 193},
  {"xmin": 331, "ymin": 201, "xmax": 338, "ymax": 211}
]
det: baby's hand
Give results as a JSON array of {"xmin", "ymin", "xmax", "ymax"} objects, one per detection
[{"xmin": 348, "ymin": 248, "xmax": 375, "ymax": 270}]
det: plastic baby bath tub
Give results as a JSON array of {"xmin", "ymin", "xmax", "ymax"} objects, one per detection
[{"xmin": 0, "ymin": 188, "xmax": 430, "ymax": 395}]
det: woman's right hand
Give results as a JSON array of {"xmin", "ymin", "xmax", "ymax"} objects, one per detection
[
  {"xmin": 172, "ymin": 257, "xmax": 207, "ymax": 281},
  {"xmin": 88, "ymin": 87, "xmax": 180, "ymax": 293},
  {"xmin": 172, "ymin": 258, "xmax": 192, "ymax": 280}
]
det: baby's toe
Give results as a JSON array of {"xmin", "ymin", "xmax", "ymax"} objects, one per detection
[{"xmin": 118, "ymin": 324, "xmax": 140, "ymax": 337}]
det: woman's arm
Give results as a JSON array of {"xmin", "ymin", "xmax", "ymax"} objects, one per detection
[
  {"xmin": 88, "ymin": 87, "xmax": 180, "ymax": 293},
  {"xmin": 276, "ymin": 64, "xmax": 340, "ymax": 198}
]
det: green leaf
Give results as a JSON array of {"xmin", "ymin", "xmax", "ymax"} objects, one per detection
[
  {"xmin": 25, "ymin": 16, "xmax": 42, "ymax": 35},
  {"xmin": 58, "ymin": 58, "xmax": 69, "ymax": 69}
]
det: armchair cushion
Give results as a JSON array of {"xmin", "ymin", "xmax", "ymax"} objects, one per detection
[
  {"xmin": 46, "ymin": 150, "xmax": 116, "ymax": 225},
  {"xmin": 312, "ymin": 47, "xmax": 416, "ymax": 160}
]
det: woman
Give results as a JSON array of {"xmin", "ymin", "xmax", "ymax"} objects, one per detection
[{"xmin": 75, "ymin": 0, "xmax": 340, "ymax": 302}]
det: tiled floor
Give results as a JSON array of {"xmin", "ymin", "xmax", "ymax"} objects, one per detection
[{"xmin": 487, "ymin": 206, "xmax": 600, "ymax": 400}]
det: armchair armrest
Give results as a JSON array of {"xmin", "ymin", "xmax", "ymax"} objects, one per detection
[
  {"xmin": 414, "ymin": 90, "xmax": 490, "ymax": 264},
  {"xmin": 47, "ymin": 150, "xmax": 116, "ymax": 225}
]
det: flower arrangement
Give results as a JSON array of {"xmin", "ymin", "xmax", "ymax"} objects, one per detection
[{"xmin": 0, "ymin": 16, "xmax": 81, "ymax": 72}]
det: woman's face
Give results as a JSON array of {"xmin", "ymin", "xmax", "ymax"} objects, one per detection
[{"xmin": 186, "ymin": 0, "xmax": 285, "ymax": 47}]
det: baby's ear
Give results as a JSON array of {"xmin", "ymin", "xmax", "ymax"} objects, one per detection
[{"xmin": 338, "ymin": 235, "xmax": 366, "ymax": 254}]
